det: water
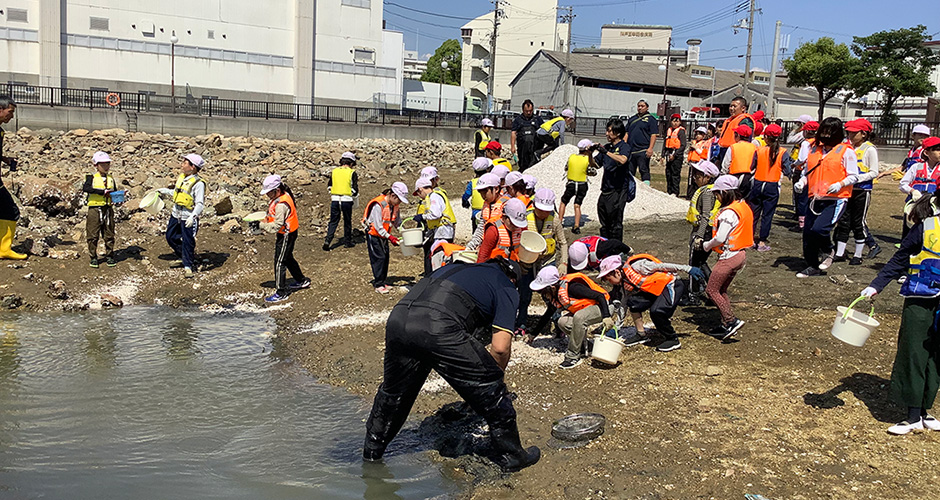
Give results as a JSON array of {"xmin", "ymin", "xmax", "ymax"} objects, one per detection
[{"xmin": 0, "ymin": 307, "xmax": 458, "ymax": 499}]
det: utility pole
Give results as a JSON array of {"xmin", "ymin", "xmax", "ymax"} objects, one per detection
[
  {"xmin": 559, "ymin": 6, "xmax": 575, "ymax": 107},
  {"xmin": 741, "ymin": 0, "xmax": 756, "ymax": 99},
  {"xmin": 661, "ymin": 35, "xmax": 672, "ymax": 113},
  {"xmin": 767, "ymin": 20, "xmax": 782, "ymax": 118},
  {"xmin": 487, "ymin": 1, "xmax": 501, "ymax": 114}
]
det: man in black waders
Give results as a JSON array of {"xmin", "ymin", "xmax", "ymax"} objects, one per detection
[
  {"xmin": 363, "ymin": 257, "xmax": 540, "ymax": 473},
  {"xmin": 511, "ymin": 99, "xmax": 543, "ymax": 172}
]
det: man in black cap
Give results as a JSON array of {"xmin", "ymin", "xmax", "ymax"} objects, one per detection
[{"xmin": 363, "ymin": 257, "xmax": 540, "ymax": 472}]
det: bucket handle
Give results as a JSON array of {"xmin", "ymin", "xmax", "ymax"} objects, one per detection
[
  {"xmin": 843, "ymin": 295, "xmax": 874, "ymax": 320},
  {"xmin": 398, "ymin": 216, "xmax": 417, "ymax": 231}
]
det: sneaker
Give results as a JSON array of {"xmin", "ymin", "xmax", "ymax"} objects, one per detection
[
  {"xmin": 620, "ymin": 332, "xmax": 648, "ymax": 347},
  {"xmin": 849, "ymin": 257, "xmax": 863, "ymax": 266},
  {"xmin": 184, "ymin": 267, "xmax": 194, "ymax": 279},
  {"xmin": 897, "ymin": 276, "xmax": 907, "ymax": 284},
  {"xmin": 757, "ymin": 243, "xmax": 772, "ymax": 252},
  {"xmin": 344, "ymin": 240, "xmax": 355, "ymax": 248},
  {"xmin": 819, "ymin": 255, "xmax": 834, "ymax": 271},
  {"xmin": 322, "ymin": 243, "xmax": 331, "ymax": 251},
  {"xmin": 375, "ymin": 285, "xmax": 390, "ymax": 294},
  {"xmin": 558, "ymin": 357, "xmax": 583, "ymax": 370},
  {"xmin": 289, "ymin": 278, "xmax": 312, "ymax": 290},
  {"xmin": 796, "ymin": 267, "xmax": 822, "ymax": 278},
  {"xmin": 89, "ymin": 258, "xmax": 99, "ymax": 269},
  {"xmin": 923, "ymin": 415, "xmax": 940, "ymax": 431},
  {"xmin": 887, "ymin": 419, "xmax": 923, "ymax": 435},
  {"xmin": 721, "ymin": 318, "xmax": 744, "ymax": 340},
  {"xmin": 832, "ymin": 254, "xmax": 846, "ymax": 263},
  {"xmin": 571, "ymin": 227, "xmax": 581, "ymax": 235},
  {"xmin": 513, "ymin": 327, "xmax": 527, "ymax": 340},
  {"xmin": 523, "ymin": 333, "xmax": 537, "ymax": 345},
  {"xmin": 867, "ymin": 244, "xmax": 882, "ymax": 259},
  {"xmin": 264, "ymin": 293, "xmax": 289, "ymax": 303},
  {"xmin": 169, "ymin": 259, "xmax": 184, "ymax": 268},
  {"xmin": 106, "ymin": 257, "xmax": 116, "ymax": 267},
  {"xmin": 655, "ymin": 339, "xmax": 681, "ymax": 352}
]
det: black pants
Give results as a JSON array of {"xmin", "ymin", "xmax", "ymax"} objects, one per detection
[
  {"xmin": 665, "ymin": 154, "xmax": 683, "ymax": 195},
  {"xmin": 365, "ymin": 280, "xmax": 516, "ymax": 457},
  {"xmin": 0, "ymin": 185, "xmax": 19, "ymax": 221},
  {"xmin": 535, "ymin": 134, "xmax": 559, "ymax": 157},
  {"xmin": 833, "ymin": 189, "xmax": 872, "ymax": 244},
  {"xmin": 688, "ymin": 239, "xmax": 711, "ymax": 298},
  {"xmin": 802, "ymin": 198, "xmax": 846, "ymax": 268},
  {"xmin": 367, "ymin": 234, "xmax": 390, "ymax": 287},
  {"xmin": 627, "ymin": 279, "xmax": 686, "ymax": 341},
  {"xmin": 517, "ymin": 134, "xmax": 538, "ymax": 172},
  {"xmin": 597, "ymin": 189, "xmax": 629, "ymax": 242},
  {"xmin": 325, "ymin": 200, "xmax": 353, "ymax": 246},
  {"xmin": 628, "ymin": 154, "xmax": 651, "ymax": 182},
  {"xmin": 748, "ymin": 181, "xmax": 780, "ymax": 242},
  {"xmin": 274, "ymin": 231, "xmax": 305, "ymax": 294}
]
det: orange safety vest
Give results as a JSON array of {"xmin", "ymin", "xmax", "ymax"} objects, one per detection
[
  {"xmin": 665, "ymin": 127, "xmax": 684, "ymax": 150},
  {"xmin": 481, "ymin": 193, "xmax": 510, "ymax": 223},
  {"xmin": 711, "ymin": 200, "xmax": 754, "ymax": 253},
  {"xmin": 806, "ymin": 143, "xmax": 853, "ymax": 199},
  {"xmin": 556, "ymin": 273, "xmax": 610, "ymax": 313},
  {"xmin": 621, "ymin": 254, "xmax": 674, "ymax": 296},
  {"xmin": 688, "ymin": 140, "xmax": 708, "ymax": 163},
  {"xmin": 754, "ymin": 146, "xmax": 786, "ymax": 183},
  {"xmin": 431, "ymin": 241, "xmax": 466, "ymax": 268},
  {"xmin": 719, "ymin": 113, "xmax": 752, "ymax": 148},
  {"xmin": 362, "ymin": 194, "xmax": 394, "ymax": 237},
  {"xmin": 264, "ymin": 193, "xmax": 300, "ymax": 234},
  {"xmin": 729, "ymin": 141, "xmax": 758, "ymax": 175},
  {"xmin": 482, "ymin": 219, "xmax": 520, "ymax": 261}
]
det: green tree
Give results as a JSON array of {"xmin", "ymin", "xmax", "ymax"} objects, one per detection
[
  {"xmin": 783, "ymin": 37, "xmax": 857, "ymax": 121},
  {"xmin": 421, "ymin": 39, "xmax": 462, "ymax": 85},
  {"xmin": 848, "ymin": 25, "xmax": 940, "ymax": 128}
]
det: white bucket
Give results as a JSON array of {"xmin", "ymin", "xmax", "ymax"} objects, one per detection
[
  {"xmin": 591, "ymin": 334, "xmax": 624, "ymax": 365},
  {"xmin": 518, "ymin": 230, "xmax": 547, "ymax": 264},
  {"xmin": 832, "ymin": 296, "xmax": 880, "ymax": 347},
  {"xmin": 401, "ymin": 227, "xmax": 424, "ymax": 247},
  {"xmin": 401, "ymin": 243, "xmax": 420, "ymax": 257},
  {"xmin": 140, "ymin": 191, "xmax": 165, "ymax": 215}
]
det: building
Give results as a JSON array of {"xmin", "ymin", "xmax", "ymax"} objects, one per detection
[
  {"xmin": 403, "ymin": 50, "xmax": 427, "ymax": 81},
  {"xmin": 572, "ymin": 25, "xmax": 689, "ymax": 67},
  {"xmin": 459, "ymin": 0, "xmax": 567, "ymax": 112},
  {"xmin": 0, "ymin": 0, "xmax": 404, "ymax": 107},
  {"xmin": 857, "ymin": 40, "xmax": 940, "ymax": 123}
]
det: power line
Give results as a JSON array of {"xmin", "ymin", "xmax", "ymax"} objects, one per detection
[
  {"xmin": 383, "ymin": 1, "xmax": 476, "ymax": 21},
  {"xmin": 384, "ymin": 10, "xmax": 462, "ymax": 30},
  {"xmin": 779, "ymin": 24, "xmax": 853, "ymax": 38}
]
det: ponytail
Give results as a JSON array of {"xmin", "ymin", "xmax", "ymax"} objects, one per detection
[{"xmin": 766, "ymin": 135, "xmax": 781, "ymax": 165}]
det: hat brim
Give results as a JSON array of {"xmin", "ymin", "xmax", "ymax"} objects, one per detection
[
  {"xmin": 597, "ymin": 267, "xmax": 618, "ymax": 279},
  {"xmin": 569, "ymin": 258, "xmax": 587, "ymax": 271},
  {"xmin": 529, "ymin": 279, "xmax": 556, "ymax": 291},
  {"xmin": 534, "ymin": 202, "xmax": 554, "ymax": 212},
  {"xmin": 508, "ymin": 217, "xmax": 528, "ymax": 229},
  {"xmin": 260, "ymin": 186, "xmax": 277, "ymax": 195}
]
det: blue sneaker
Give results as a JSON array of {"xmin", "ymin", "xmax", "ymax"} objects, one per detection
[{"xmin": 264, "ymin": 293, "xmax": 288, "ymax": 303}]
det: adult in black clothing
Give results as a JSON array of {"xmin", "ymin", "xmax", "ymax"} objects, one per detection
[
  {"xmin": 625, "ymin": 100, "xmax": 659, "ymax": 184},
  {"xmin": 0, "ymin": 95, "xmax": 26, "ymax": 261},
  {"xmin": 662, "ymin": 114, "xmax": 687, "ymax": 196},
  {"xmin": 595, "ymin": 118, "xmax": 633, "ymax": 242},
  {"xmin": 363, "ymin": 258, "xmax": 540, "ymax": 473},
  {"xmin": 510, "ymin": 100, "xmax": 543, "ymax": 172}
]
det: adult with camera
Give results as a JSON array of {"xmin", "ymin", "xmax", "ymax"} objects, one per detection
[{"xmin": 596, "ymin": 118, "xmax": 633, "ymax": 242}]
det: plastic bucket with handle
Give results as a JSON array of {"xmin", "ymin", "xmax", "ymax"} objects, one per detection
[
  {"xmin": 140, "ymin": 190, "xmax": 165, "ymax": 215},
  {"xmin": 591, "ymin": 334, "xmax": 624, "ymax": 365},
  {"xmin": 518, "ymin": 230, "xmax": 547, "ymax": 264},
  {"xmin": 401, "ymin": 243, "xmax": 420, "ymax": 257},
  {"xmin": 832, "ymin": 296, "xmax": 880, "ymax": 347},
  {"xmin": 401, "ymin": 228, "xmax": 424, "ymax": 247}
]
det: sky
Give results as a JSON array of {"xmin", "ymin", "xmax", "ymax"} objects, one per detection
[{"xmin": 382, "ymin": 0, "xmax": 940, "ymax": 72}]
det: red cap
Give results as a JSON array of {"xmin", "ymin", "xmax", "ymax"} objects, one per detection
[
  {"xmin": 802, "ymin": 121, "xmax": 819, "ymax": 131},
  {"xmin": 752, "ymin": 110, "xmax": 765, "ymax": 120},
  {"xmin": 754, "ymin": 121, "xmax": 765, "ymax": 136},
  {"xmin": 763, "ymin": 124, "xmax": 782, "ymax": 137},
  {"xmin": 670, "ymin": 113, "xmax": 681, "ymax": 120},
  {"xmin": 845, "ymin": 119, "xmax": 873, "ymax": 133},
  {"xmin": 923, "ymin": 137, "xmax": 940, "ymax": 149},
  {"xmin": 734, "ymin": 125, "xmax": 753, "ymax": 137},
  {"xmin": 484, "ymin": 141, "xmax": 502, "ymax": 151}
]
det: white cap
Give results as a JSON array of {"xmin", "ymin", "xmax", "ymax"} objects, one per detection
[
  {"xmin": 476, "ymin": 173, "xmax": 501, "ymax": 190},
  {"xmin": 577, "ymin": 139, "xmax": 593, "ymax": 150},
  {"xmin": 597, "ymin": 255, "xmax": 623, "ymax": 279},
  {"xmin": 505, "ymin": 171, "xmax": 525, "ymax": 187},
  {"xmin": 391, "ymin": 181, "xmax": 410, "ymax": 204},
  {"xmin": 711, "ymin": 174, "xmax": 741, "ymax": 192},
  {"xmin": 692, "ymin": 160, "xmax": 720, "ymax": 178},
  {"xmin": 413, "ymin": 177, "xmax": 433, "ymax": 194},
  {"xmin": 481, "ymin": 118, "xmax": 495, "ymax": 127},
  {"xmin": 260, "ymin": 174, "xmax": 282, "ymax": 195},
  {"xmin": 561, "ymin": 109, "xmax": 574, "ymax": 118},
  {"xmin": 420, "ymin": 166, "xmax": 439, "ymax": 179},
  {"xmin": 184, "ymin": 154, "xmax": 205, "ymax": 168},
  {"xmin": 341, "ymin": 151, "xmax": 357, "ymax": 161},
  {"xmin": 523, "ymin": 174, "xmax": 537, "ymax": 190},
  {"xmin": 694, "ymin": 126, "xmax": 708, "ymax": 134},
  {"xmin": 502, "ymin": 198, "xmax": 528, "ymax": 228},
  {"xmin": 92, "ymin": 151, "xmax": 112, "ymax": 164},
  {"xmin": 533, "ymin": 188, "xmax": 555, "ymax": 211},
  {"xmin": 491, "ymin": 164, "xmax": 510, "ymax": 180},
  {"xmin": 797, "ymin": 114, "xmax": 813, "ymax": 123},
  {"xmin": 914, "ymin": 125, "xmax": 931, "ymax": 135},
  {"xmin": 530, "ymin": 265, "xmax": 561, "ymax": 291},
  {"xmin": 472, "ymin": 157, "xmax": 492, "ymax": 172},
  {"xmin": 568, "ymin": 241, "xmax": 589, "ymax": 270}
]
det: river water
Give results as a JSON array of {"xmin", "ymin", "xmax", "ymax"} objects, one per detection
[{"xmin": 0, "ymin": 307, "xmax": 457, "ymax": 499}]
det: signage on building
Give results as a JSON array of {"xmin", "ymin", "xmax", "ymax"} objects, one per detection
[{"xmin": 620, "ymin": 31, "xmax": 654, "ymax": 38}]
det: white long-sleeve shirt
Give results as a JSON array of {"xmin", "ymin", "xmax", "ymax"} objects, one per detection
[
  {"xmin": 854, "ymin": 145, "xmax": 880, "ymax": 187},
  {"xmin": 422, "ymin": 192, "xmax": 455, "ymax": 240},
  {"xmin": 900, "ymin": 161, "xmax": 940, "ymax": 195},
  {"xmin": 159, "ymin": 177, "xmax": 205, "ymax": 220}
]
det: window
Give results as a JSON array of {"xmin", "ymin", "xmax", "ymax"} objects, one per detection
[
  {"xmin": 353, "ymin": 47, "xmax": 375, "ymax": 64},
  {"xmin": 461, "ymin": 28, "xmax": 472, "ymax": 38},
  {"xmin": 670, "ymin": 57, "xmax": 678, "ymax": 63},
  {"xmin": 89, "ymin": 17, "xmax": 110, "ymax": 31},
  {"xmin": 207, "ymin": 30, "xmax": 215, "ymax": 39},
  {"xmin": 624, "ymin": 56, "xmax": 632, "ymax": 61},
  {"xmin": 7, "ymin": 7, "xmax": 27, "ymax": 22},
  {"xmin": 541, "ymin": 41, "xmax": 545, "ymax": 46},
  {"xmin": 341, "ymin": 0, "xmax": 371, "ymax": 7},
  {"xmin": 636, "ymin": 56, "xmax": 644, "ymax": 61},
  {"xmin": 530, "ymin": 41, "xmax": 533, "ymax": 46},
  {"xmin": 140, "ymin": 22, "xmax": 155, "ymax": 38}
]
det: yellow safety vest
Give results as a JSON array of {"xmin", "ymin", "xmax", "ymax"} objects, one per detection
[
  {"xmin": 686, "ymin": 184, "xmax": 719, "ymax": 225},
  {"xmin": 87, "ymin": 172, "xmax": 116, "ymax": 207},
  {"xmin": 754, "ymin": 136, "xmax": 767, "ymax": 147},
  {"xmin": 172, "ymin": 173, "xmax": 204, "ymax": 210},
  {"xmin": 330, "ymin": 166, "xmax": 354, "ymax": 196},
  {"xmin": 541, "ymin": 117, "xmax": 564, "ymax": 139},
  {"xmin": 477, "ymin": 130, "xmax": 491, "ymax": 152},
  {"xmin": 567, "ymin": 154, "xmax": 589, "ymax": 182},
  {"xmin": 470, "ymin": 178, "xmax": 484, "ymax": 210},
  {"xmin": 526, "ymin": 208, "xmax": 556, "ymax": 255},
  {"xmin": 418, "ymin": 187, "xmax": 457, "ymax": 230},
  {"xmin": 493, "ymin": 157, "xmax": 513, "ymax": 171},
  {"xmin": 901, "ymin": 216, "xmax": 940, "ymax": 297}
]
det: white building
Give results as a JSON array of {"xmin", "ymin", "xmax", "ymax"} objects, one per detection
[
  {"xmin": 573, "ymin": 25, "xmax": 689, "ymax": 67},
  {"xmin": 0, "ymin": 0, "xmax": 404, "ymax": 107},
  {"xmin": 403, "ymin": 50, "xmax": 427, "ymax": 81},
  {"xmin": 459, "ymin": 0, "xmax": 567, "ymax": 112}
]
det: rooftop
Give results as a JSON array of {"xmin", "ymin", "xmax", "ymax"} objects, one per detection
[{"xmin": 601, "ymin": 24, "xmax": 672, "ymax": 30}]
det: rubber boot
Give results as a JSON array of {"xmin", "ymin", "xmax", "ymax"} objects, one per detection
[
  {"xmin": 363, "ymin": 387, "xmax": 412, "ymax": 462},
  {"xmin": 0, "ymin": 220, "xmax": 27, "ymax": 260},
  {"xmin": 489, "ymin": 424, "xmax": 540, "ymax": 473}
]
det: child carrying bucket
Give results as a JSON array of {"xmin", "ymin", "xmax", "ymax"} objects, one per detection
[{"xmin": 860, "ymin": 139, "xmax": 940, "ymax": 436}]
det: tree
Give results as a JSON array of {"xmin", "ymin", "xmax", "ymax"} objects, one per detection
[
  {"xmin": 421, "ymin": 39, "xmax": 462, "ymax": 85},
  {"xmin": 783, "ymin": 37, "xmax": 857, "ymax": 122},
  {"xmin": 848, "ymin": 25, "xmax": 940, "ymax": 128}
]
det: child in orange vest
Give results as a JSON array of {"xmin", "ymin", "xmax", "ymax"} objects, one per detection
[
  {"xmin": 260, "ymin": 175, "xmax": 310, "ymax": 303},
  {"xmin": 702, "ymin": 175, "xmax": 754, "ymax": 340}
]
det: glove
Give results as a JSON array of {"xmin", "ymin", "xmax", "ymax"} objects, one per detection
[
  {"xmin": 512, "ymin": 153, "xmax": 518, "ymax": 164},
  {"xmin": 860, "ymin": 287, "xmax": 878, "ymax": 298},
  {"xmin": 462, "ymin": 199, "xmax": 471, "ymax": 209},
  {"xmin": 157, "ymin": 188, "xmax": 173, "ymax": 196},
  {"xmin": 793, "ymin": 179, "xmax": 805, "ymax": 192},
  {"xmin": 595, "ymin": 144, "xmax": 608, "ymax": 155},
  {"xmin": 389, "ymin": 236, "xmax": 400, "ymax": 246},
  {"xmin": 601, "ymin": 317, "xmax": 616, "ymax": 332},
  {"xmin": 911, "ymin": 190, "xmax": 923, "ymax": 201},
  {"xmin": 411, "ymin": 214, "xmax": 424, "ymax": 224},
  {"xmin": 185, "ymin": 216, "xmax": 196, "ymax": 228},
  {"xmin": 826, "ymin": 182, "xmax": 843, "ymax": 194},
  {"xmin": 688, "ymin": 267, "xmax": 706, "ymax": 281}
]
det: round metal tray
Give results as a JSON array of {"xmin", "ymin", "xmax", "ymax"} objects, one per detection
[{"xmin": 551, "ymin": 413, "xmax": 606, "ymax": 442}]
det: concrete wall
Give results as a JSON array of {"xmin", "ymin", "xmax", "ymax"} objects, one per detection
[{"xmin": 13, "ymin": 104, "xmax": 473, "ymax": 142}]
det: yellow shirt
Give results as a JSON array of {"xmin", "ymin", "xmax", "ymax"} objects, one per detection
[{"xmin": 566, "ymin": 154, "xmax": 589, "ymax": 182}]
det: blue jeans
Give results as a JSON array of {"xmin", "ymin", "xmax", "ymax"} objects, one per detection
[
  {"xmin": 166, "ymin": 216, "xmax": 198, "ymax": 269},
  {"xmin": 802, "ymin": 199, "xmax": 845, "ymax": 268},
  {"xmin": 748, "ymin": 181, "xmax": 780, "ymax": 242}
]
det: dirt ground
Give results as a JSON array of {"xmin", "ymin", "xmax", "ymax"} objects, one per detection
[{"xmin": 4, "ymin": 166, "xmax": 939, "ymax": 500}]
